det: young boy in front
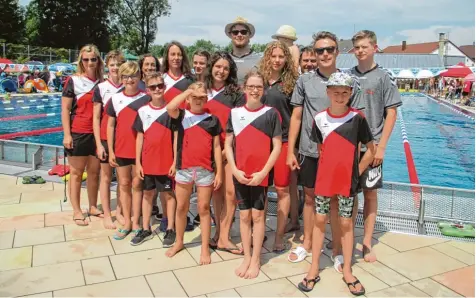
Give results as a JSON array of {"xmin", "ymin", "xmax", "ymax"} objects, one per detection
[
  {"xmin": 350, "ymin": 30, "xmax": 402, "ymax": 262},
  {"xmin": 132, "ymin": 72, "xmax": 177, "ymax": 246},
  {"xmin": 225, "ymin": 70, "xmax": 282, "ymax": 279},
  {"xmin": 165, "ymin": 82, "xmax": 223, "ymax": 265},
  {"xmin": 298, "ymin": 72, "xmax": 375, "ymax": 296}
]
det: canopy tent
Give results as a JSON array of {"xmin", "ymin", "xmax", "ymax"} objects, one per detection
[
  {"xmin": 416, "ymin": 69, "xmax": 435, "ymax": 79},
  {"xmin": 396, "ymin": 69, "xmax": 415, "ymax": 79},
  {"xmin": 464, "ymin": 73, "xmax": 475, "ymax": 82},
  {"xmin": 124, "ymin": 52, "xmax": 139, "ymax": 61},
  {"xmin": 0, "ymin": 78, "xmax": 17, "ymax": 93},
  {"xmin": 0, "ymin": 58, "xmax": 13, "ymax": 64},
  {"xmin": 439, "ymin": 62, "xmax": 473, "ymax": 78}
]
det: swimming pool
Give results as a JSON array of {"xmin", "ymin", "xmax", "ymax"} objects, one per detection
[{"xmin": 0, "ymin": 93, "xmax": 474, "ymax": 189}]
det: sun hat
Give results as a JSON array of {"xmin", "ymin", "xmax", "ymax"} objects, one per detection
[
  {"xmin": 225, "ymin": 17, "xmax": 256, "ymax": 39},
  {"xmin": 327, "ymin": 72, "xmax": 354, "ymax": 88},
  {"xmin": 271, "ymin": 25, "xmax": 297, "ymax": 41}
]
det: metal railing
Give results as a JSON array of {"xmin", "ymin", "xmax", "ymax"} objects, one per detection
[{"xmin": 0, "ymin": 139, "xmax": 64, "ymax": 170}]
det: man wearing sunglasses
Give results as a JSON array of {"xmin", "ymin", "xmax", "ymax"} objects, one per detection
[
  {"xmin": 225, "ymin": 16, "xmax": 262, "ymax": 85},
  {"xmin": 286, "ymin": 31, "xmax": 360, "ymax": 266}
]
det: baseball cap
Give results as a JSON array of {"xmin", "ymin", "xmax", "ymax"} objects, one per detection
[{"xmin": 327, "ymin": 72, "xmax": 354, "ymax": 88}]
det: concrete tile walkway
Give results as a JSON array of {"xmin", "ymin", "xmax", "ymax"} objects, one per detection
[{"xmin": 0, "ymin": 173, "xmax": 473, "ymax": 297}]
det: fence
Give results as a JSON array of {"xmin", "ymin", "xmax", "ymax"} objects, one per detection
[
  {"xmin": 1, "ymin": 43, "xmax": 106, "ymax": 64},
  {"xmin": 0, "ymin": 139, "xmax": 474, "ymax": 240}
]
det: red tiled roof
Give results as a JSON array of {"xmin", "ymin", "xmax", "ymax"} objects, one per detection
[
  {"xmin": 459, "ymin": 45, "xmax": 475, "ymax": 60},
  {"xmin": 382, "ymin": 42, "xmax": 439, "ymax": 54}
]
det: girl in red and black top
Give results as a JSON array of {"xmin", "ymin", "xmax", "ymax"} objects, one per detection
[
  {"xmin": 204, "ymin": 52, "xmax": 246, "ymax": 254},
  {"xmin": 61, "ymin": 44, "xmax": 104, "ymax": 226},
  {"xmin": 106, "ymin": 61, "xmax": 150, "ymax": 240},
  {"xmin": 92, "ymin": 50, "xmax": 125, "ymax": 230},
  {"xmin": 258, "ymin": 41, "xmax": 298, "ymax": 253}
]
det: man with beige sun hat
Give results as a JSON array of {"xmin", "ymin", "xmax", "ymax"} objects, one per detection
[
  {"xmin": 225, "ymin": 16, "xmax": 262, "ymax": 84},
  {"xmin": 272, "ymin": 25, "xmax": 300, "ymax": 71}
]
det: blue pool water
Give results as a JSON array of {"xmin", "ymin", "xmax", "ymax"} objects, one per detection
[{"xmin": 0, "ymin": 94, "xmax": 474, "ymax": 189}]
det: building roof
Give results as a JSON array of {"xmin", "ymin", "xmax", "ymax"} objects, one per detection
[
  {"xmin": 382, "ymin": 42, "xmax": 439, "ymax": 54},
  {"xmin": 336, "ymin": 53, "xmax": 465, "ymax": 69},
  {"xmin": 337, "ymin": 39, "xmax": 354, "ymax": 53},
  {"xmin": 459, "ymin": 45, "xmax": 475, "ymax": 60}
]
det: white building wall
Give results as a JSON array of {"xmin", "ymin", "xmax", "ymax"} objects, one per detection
[{"xmin": 430, "ymin": 42, "xmax": 474, "ymax": 66}]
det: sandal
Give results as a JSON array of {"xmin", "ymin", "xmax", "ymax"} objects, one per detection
[
  {"xmin": 343, "ymin": 277, "xmax": 365, "ymax": 296},
  {"xmin": 287, "ymin": 246, "xmax": 311, "ymax": 263},
  {"xmin": 216, "ymin": 246, "xmax": 244, "ymax": 255},
  {"xmin": 298, "ymin": 276, "xmax": 321, "ymax": 292},
  {"xmin": 73, "ymin": 216, "xmax": 88, "ymax": 226},
  {"xmin": 113, "ymin": 228, "xmax": 131, "ymax": 240},
  {"xmin": 331, "ymin": 254, "xmax": 344, "ymax": 273}
]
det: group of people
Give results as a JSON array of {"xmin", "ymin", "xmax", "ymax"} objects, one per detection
[{"xmin": 60, "ymin": 16, "xmax": 401, "ymax": 296}]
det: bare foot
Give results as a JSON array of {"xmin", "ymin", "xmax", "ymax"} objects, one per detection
[
  {"xmin": 165, "ymin": 243, "xmax": 184, "ymax": 258},
  {"xmin": 363, "ymin": 245, "xmax": 377, "ymax": 262},
  {"xmin": 218, "ymin": 239, "xmax": 243, "ymax": 255},
  {"xmin": 235, "ymin": 257, "xmax": 251, "ymax": 278},
  {"xmin": 285, "ymin": 221, "xmax": 300, "ymax": 233},
  {"xmin": 199, "ymin": 249, "xmax": 211, "ymax": 265},
  {"xmin": 103, "ymin": 216, "xmax": 116, "ymax": 229},
  {"xmin": 244, "ymin": 260, "xmax": 260, "ymax": 279},
  {"xmin": 115, "ymin": 213, "xmax": 126, "ymax": 226},
  {"xmin": 89, "ymin": 206, "xmax": 104, "ymax": 218},
  {"xmin": 272, "ymin": 241, "xmax": 287, "ymax": 253}
]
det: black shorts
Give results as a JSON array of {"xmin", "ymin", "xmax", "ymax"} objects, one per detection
[
  {"xmin": 116, "ymin": 157, "xmax": 135, "ymax": 167},
  {"xmin": 143, "ymin": 175, "xmax": 173, "ymax": 192},
  {"xmin": 64, "ymin": 133, "xmax": 96, "ymax": 157},
  {"xmin": 359, "ymin": 151, "xmax": 383, "ymax": 190},
  {"xmin": 98, "ymin": 140, "xmax": 110, "ymax": 164},
  {"xmin": 462, "ymin": 91, "xmax": 469, "ymax": 96},
  {"xmin": 235, "ymin": 183, "xmax": 267, "ymax": 211},
  {"xmin": 297, "ymin": 154, "xmax": 318, "ymax": 189}
]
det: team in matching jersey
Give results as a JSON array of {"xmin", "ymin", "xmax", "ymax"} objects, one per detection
[{"xmin": 61, "ymin": 28, "xmax": 401, "ymax": 295}]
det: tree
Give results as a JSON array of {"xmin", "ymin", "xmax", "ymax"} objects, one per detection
[
  {"xmin": 0, "ymin": 0, "xmax": 25, "ymax": 43},
  {"xmin": 185, "ymin": 39, "xmax": 220, "ymax": 59},
  {"xmin": 35, "ymin": 0, "xmax": 112, "ymax": 51},
  {"xmin": 24, "ymin": 0, "xmax": 40, "ymax": 44},
  {"xmin": 109, "ymin": 0, "xmax": 171, "ymax": 54}
]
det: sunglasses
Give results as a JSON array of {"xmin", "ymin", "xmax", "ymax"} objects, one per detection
[
  {"xmin": 82, "ymin": 57, "xmax": 98, "ymax": 62},
  {"xmin": 314, "ymin": 46, "xmax": 336, "ymax": 55},
  {"xmin": 147, "ymin": 83, "xmax": 166, "ymax": 90},
  {"xmin": 231, "ymin": 30, "xmax": 249, "ymax": 36}
]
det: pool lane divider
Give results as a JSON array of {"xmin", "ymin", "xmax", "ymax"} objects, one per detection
[
  {"xmin": 0, "ymin": 127, "xmax": 62, "ymax": 140},
  {"xmin": 2, "ymin": 103, "xmax": 61, "ymax": 111},
  {"xmin": 420, "ymin": 93, "xmax": 475, "ymax": 121},
  {"xmin": 397, "ymin": 109, "xmax": 421, "ymax": 208},
  {"xmin": 0, "ymin": 113, "xmax": 58, "ymax": 122}
]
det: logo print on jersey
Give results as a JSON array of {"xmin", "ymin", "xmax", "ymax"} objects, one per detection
[{"xmin": 366, "ymin": 166, "xmax": 382, "ymax": 188}]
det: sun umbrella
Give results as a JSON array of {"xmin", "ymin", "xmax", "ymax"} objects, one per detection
[
  {"xmin": 397, "ymin": 69, "xmax": 415, "ymax": 79},
  {"xmin": 0, "ymin": 58, "xmax": 13, "ymax": 64}
]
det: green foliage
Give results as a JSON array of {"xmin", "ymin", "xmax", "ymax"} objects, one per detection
[
  {"xmin": 0, "ymin": 0, "xmax": 25, "ymax": 43},
  {"xmin": 109, "ymin": 0, "xmax": 171, "ymax": 54},
  {"xmin": 24, "ymin": 0, "xmax": 39, "ymax": 44}
]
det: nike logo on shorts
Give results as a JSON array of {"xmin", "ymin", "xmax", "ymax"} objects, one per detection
[{"xmin": 366, "ymin": 166, "xmax": 382, "ymax": 188}]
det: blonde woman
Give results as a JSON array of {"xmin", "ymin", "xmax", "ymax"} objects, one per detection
[
  {"xmin": 258, "ymin": 41, "xmax": 299, "ymax": 252},
  {"xmin": 61, "ymin": 44, "xmax": 104, "ymax": 226},
  {"xmin": 93, "ymin": 50, "xmax": 126, "ymax": 229}
]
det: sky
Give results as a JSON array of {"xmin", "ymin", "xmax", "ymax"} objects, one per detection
[{"xmin": 20, "ymin": 0, "xmax": 476, "ymax": 48}]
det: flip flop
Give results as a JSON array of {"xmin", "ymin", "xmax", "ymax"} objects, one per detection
[
  {"xmin": 88, "ymin": 211, "xmax": 104, "ymax": 218},
  {"xmin": 73, "ymin": 217, "xmax": 88, "ymax": 226},
  {"xmin": 22, "ymin": 176, "xmax": 34, "ymax": 184},
  {"xmin": 331, "ymin": 255, "xmax": 344, "ymax": 273},
  {"xmin": 343, "ymin": 277, "xmax": 365, "ymax": 296},
  {"xmin": 298, "ymin": 276, "xmax": 321, "ymax": 292},
  {"xmin": 113, "ymin": 228, "xmax": 131, "ymax": 240},
  {"xmin": 216, "ymin": 246, "xmax": 244, "ymax": 255}
]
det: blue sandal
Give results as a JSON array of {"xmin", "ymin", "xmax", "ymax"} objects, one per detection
[{"xmin": 113, "ymin": 228, "xmax": 131, "ymax": 240}]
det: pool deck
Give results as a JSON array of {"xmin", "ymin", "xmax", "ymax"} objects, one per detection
[{"xmin": 0, "ymin": 168, "xmax": 474, "ymax": 297}]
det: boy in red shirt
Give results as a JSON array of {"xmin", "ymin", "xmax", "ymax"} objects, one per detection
[{"xmin": 165, "ymin": 82, "xmax": 223, "ymax": 265}]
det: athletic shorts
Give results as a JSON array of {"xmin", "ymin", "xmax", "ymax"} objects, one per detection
[
  {"xmin": 97, "ymin": 140, "xmax": 110, "ymax": 164},
  {"xmin": 315, "ymin": 195, "xmax": 355, "ymax": 218},
  {"xmin": 462, "ymin": 91, "xmax": 469, "ymax": 96},
  {"xmin": 116, "ymin": 157, "xmax": 135, "ymax": 167},
  {"xmin": 273, "ymin": 142, "xmax": 291, "ymax": 187},
  {"xmin": 64, "ymin": 133, "xmax": 96, "ymax": 157},
  {"xmin": 175, "ymin": 167, "xmax": 215, "ymax": 187},
  {"xmin": 359, "ymin": 151, "xmax": 383, "ymax": 190},
  {"xmin": 143, "ymin": 175, "xmax": 173, "ymax": 192},
  {"xmin": 297, "ymin": 154, "xmax": 318, "ymax": 189},
  {"xmin": 235, "ymin": 183, "xmax": 267, "ymax": 211}
]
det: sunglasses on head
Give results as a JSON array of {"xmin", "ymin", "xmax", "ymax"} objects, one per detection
[
  {"xmin": 314, "ymin": 46, "xmax": 336, "ymax": 55},
  {"xmin": 82, "ymin": 57, "xmax": 98, "ymax": 62},
  {"xmin": 147, "ymin": 83, "xmax": 166, "ymax": 90},
  {"xmin": 231, "ymin": 30, "xmax": 248, "ymax": 36}
]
